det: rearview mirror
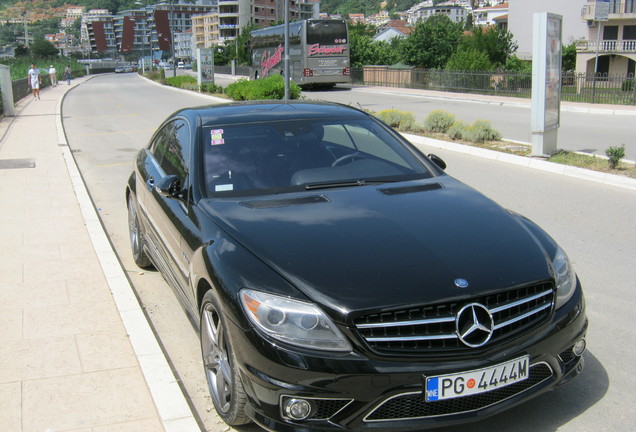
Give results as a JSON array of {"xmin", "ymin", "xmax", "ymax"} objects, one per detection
[{"xmin": 428, "ymin": 154, "xmax": 447, "ymax": 171}]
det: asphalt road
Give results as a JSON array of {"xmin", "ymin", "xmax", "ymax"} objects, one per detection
[
  {"xmin": 303, "ymin": 86, "xmax": 636, "ymax": 161},
  {"xmin": 62, "ymin": 73, "xmax": 636, "ymax": 432}
]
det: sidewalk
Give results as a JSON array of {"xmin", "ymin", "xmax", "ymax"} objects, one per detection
[{"xmin": 0, "ymin": 79, "xmax": 199, "ymax": 431}]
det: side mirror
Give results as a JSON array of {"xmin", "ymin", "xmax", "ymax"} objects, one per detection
[
  {"xmin": 155, "ymin": 175, "xmax": 181, "ymax": 199},
  {"xmin": 428, "ymin": 153, "xmax": 447, "ymax": 171}
]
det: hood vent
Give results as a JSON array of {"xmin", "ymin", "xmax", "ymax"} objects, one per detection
[
  {"xmin": 240, "ymin": 195, "xmax": 329, "ymax": 209},
  {"xmin": 378, "ymin": 183, "xmax": 443, "ymax": 196}
]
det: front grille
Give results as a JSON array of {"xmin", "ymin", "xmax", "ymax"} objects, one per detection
[
  {"xmin": 365, "ymin": 362, "xmax": 553, "ymax": 422},
  {"xmin": 354, "ymin": 283, "xmax": 554, "ymax": 353}
]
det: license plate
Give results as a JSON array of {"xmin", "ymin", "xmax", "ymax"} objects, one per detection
[{"xmin": 424, "ymin": 356, "xmax": 529, "ymax": 402}]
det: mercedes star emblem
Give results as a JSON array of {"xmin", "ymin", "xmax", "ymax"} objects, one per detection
[{"xmin": 456, "ymin": 303, "xmax": 494, "ymax": 348}]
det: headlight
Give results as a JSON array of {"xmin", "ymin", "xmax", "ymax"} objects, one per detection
[
  {"xmin": 240, "ymin": 289, "xmax": 352, "ymax": 352},
  {"xmin": 553, "ymin": 247, "xmax": 576, "ymax": 309}
]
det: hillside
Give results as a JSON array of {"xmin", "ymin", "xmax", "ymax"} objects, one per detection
[
  {"xmin": 0, "ymin": 1, "xmax": 156, "ymax": 22},
  {"xmin": 320, "ymin": 0, "xmax": 421, "ymax": 16}
]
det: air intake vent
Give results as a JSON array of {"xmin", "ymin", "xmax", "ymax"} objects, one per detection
[{"xmin": 378, "ymin": 183, "xmax": 443, "ymax": 195}]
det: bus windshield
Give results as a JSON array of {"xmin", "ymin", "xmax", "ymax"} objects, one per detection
[{"xmin": 306, "ymin": 20, "xmax": 348, "ymax": 45}]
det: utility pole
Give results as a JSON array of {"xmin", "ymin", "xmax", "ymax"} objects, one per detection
[{"xmin": 284, "ymin": 0, "xmax": 290, "ymax": 101}]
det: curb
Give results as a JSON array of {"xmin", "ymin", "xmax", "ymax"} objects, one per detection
[
  {"xmin": 403, "ymin": 133, "xmax": 636, "ymax": 191},
  {"xmin": 351, "ymin": 86, "xmax": 636, "ymax": 116},
  {"xmin": 56, "ymin": 78, "xmax": 202, "ymax": 432}
]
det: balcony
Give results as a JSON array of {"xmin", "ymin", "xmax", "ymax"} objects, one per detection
[
  {"xmin": 582, "ymin": 1, "xmax": 636, "ymax": 20},
  {"xmin": 576, "ymin": 39, "xmax": 636, "ymax": 52}
]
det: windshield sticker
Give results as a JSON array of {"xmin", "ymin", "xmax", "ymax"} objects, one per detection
[
  {"xmin": 211, "ymin": 129, "xmax": 225, "ymax": 145},
  {"xmin": 215, "ymin": 184, "xmax": 233, "ymax": 192}
]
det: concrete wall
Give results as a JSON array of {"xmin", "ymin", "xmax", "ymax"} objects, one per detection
[{"xmin": 509, "ymin": 0, "xmax": 589, "ymax": 60}]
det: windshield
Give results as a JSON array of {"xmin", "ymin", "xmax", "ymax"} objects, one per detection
[
  {"xmin": 306, "ymin": 20, "xmax": 348, "ymax": 45},
  {"xmin": 202, "ymin": 117, "xmax": 432, "ymax": 197}
]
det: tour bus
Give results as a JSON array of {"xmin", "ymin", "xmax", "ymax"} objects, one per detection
[{"xmin": 250, "ymin": 19, "xmax": 351, "ymax": 88}]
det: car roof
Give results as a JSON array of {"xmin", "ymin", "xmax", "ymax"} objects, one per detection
[{"xmin": 173, "ymin": 101, "xmax": 370, "ymax": 127}]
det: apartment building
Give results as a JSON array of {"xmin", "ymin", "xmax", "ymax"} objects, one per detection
[
  {"xmin": 406, "ymin": 4, "xmax": 470, "ymax": 25},
  {"xmin": 84, "ymin": 0, "xmax": 319, "ymax": 57},
  {"xmin": 576, "ymin": 0, "xmax": 636, "ymax": 75},
  {"xmin": 507, "ymin": 0, "xmax": 588, "ymax": 60},
  {"xmin": 192, "ymin": 12, "xmax": 220, "ymax": 50}
]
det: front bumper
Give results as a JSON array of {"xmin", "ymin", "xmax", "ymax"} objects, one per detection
[{"xmin": 226, "ymin": 285, "xmax": 587, "ymax": 431}]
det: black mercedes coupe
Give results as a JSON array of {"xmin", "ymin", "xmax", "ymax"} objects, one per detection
[{"xmin": 126, "ymin": 101, "xmax": 587, "ymax": 431}]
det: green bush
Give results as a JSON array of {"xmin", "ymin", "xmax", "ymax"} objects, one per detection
[
  {"xmin": 605, "ymin": 144, "xmax": 625, "ymax": 169},
  {"xmin": 375, "ymin": 109, "xmax": 416, "ymax": 131},
  {"xmin": 225, "ymin": 74, "xmax": 301, "ymax": 101},
  {"xmin": 424, "ymin": 110, "xmax": 456, "ymax": 133},
  {"xmin": 622, "ymin": 79, "xmax": 634, "ymax": 92},
  {"xmin": 200, "ymin": 82, "xmax": 224, "ymax": 94},
  {"xmin": 446, "ymin": 121, "xmax": 468, "ymax": 140},
  {"xmin": 166, "ymin": 75, "xmax": 197, "ymax": 88},
  {"xmin": 464, "ymin": 119, "xmax": 502, "ymax": 143}
]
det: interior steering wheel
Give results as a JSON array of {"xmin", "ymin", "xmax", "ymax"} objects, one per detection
[{"xmin": 331, "ymin": 152, "xmax": 365, "ymax": 167}]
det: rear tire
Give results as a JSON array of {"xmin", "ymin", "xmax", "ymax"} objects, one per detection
[
  {"xmin": 200, "ymin": 290, "xmax": 250, "ymax": 426},
  {"xmin": 127, "ymin": 196, "xmax": 153, "ymax": 268}
]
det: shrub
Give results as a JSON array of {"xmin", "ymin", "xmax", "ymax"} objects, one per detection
[
  {"xmin": 166, "ymin": 75, "xmax": 197, "ymax": 88},
  {"xmin": 605, "ymin": 144, "xmax": 625, "ymax": 169},
  {"xmin": 464, "ymin": 119, "xmax": 502, "ymax": 143},
  {"xmin": 446, "ymin": 121, "xmax": 468, "ymax": 140},
  {"xmin": 225, "ymin": 74, "xmax": 301, "ymax": 101},
  {"xmin": 375, "ymin": 109, "xmax": 416, "ymax": 131},
  {"xmin": 200, "ymin": 82, "xmax": 224, "ymax": 94},
  {"xmin": 622, "ymin": 79, "xmax": 634, "ymax": 92},
  {"xmin": 424, "ymin": 110, "xmax": 455, "ymax": 133}
]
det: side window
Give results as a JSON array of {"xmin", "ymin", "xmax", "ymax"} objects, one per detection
[{"xmin": 150, "ymin": 119, "xmax": 190, "ymax": 188}]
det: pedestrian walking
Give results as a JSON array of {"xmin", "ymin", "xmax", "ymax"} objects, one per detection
[
  {"xmin": 27, "ymin": 64, "xmax": 40, "ymax": 100},
  {"xmin": 48, "ymin": 65, "xmax": 58, "ymax": 86},
  {"xmin": 64, "ymin": 64, "xmax": 71, "ymax": 85}
]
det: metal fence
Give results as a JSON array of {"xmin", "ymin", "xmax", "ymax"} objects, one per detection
[{"xmin": 351, "ymin": 67, "xmax": 636, "ymax": 105}]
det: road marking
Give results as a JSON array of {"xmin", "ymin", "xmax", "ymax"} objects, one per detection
[
  {"xmin": 69, "ymin": 113, "xmax": 140, "ymax": 120},
  {"xmin": 77, "ymin": 129, "xmax": 153, "ymax": 137}
]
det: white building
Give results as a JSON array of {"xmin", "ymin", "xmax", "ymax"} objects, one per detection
[
  {"xmin": 508, "ymin": 0, "xmax": 588, "ymax": 60},
  {"xmin": 576, "ymin": 0, "xmax": 636, "ymax": 75},
  {"xmin": 473, "ymin": 2, "xmax": 509, "ymax": 26}
]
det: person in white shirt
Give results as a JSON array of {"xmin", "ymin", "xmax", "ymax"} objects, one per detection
[
  {"xmin": 27, "ymin": 64, "xmax": 40, "ymax": 100},
  {"xmin": 48, "ymin": 65, "xmax": 58, "ymax": 87}
]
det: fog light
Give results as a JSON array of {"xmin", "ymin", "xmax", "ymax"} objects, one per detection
[
  {"xmin": 573, "ymin": 339, "xmax": 586, "ymax": 356},
  {"xmin": 283, "ymin": 398, "xmax": 311, "ymax": 420}
]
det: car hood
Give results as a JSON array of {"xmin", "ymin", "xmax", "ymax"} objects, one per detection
[{"xmin": 198, "ymin": 177, "xmax": 553, "ymax": 320}]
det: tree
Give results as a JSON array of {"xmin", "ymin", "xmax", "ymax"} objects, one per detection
[
  {"xmin": 400, "ymin": 15, "xmax": 463, "ymax": 68},
  {"xmin": 562, "ymin": 42, "xmax": 577, "ymax": 72},
  {"xmin": 30, "ymin": 39, "xmax": 59, "ymax": 57},
  {"xmin": 460, "ymin": 26, "xmax": 518, "ymax": 68},
  {"xmin": 14, "ymin": 44, "xmax": 29, "ymax": 57},
  {"xmin": 445, "ymin": 47, "xmax": 492, "ymax": 71}
]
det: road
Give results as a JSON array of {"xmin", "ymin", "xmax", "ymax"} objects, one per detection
[
  {"xmin": 302, "ymin": 86, "xmax": 636, "ymax": 161},
  {"xmin": 62, "ymin": 73, "xmax": 636, "ymax": 432}
]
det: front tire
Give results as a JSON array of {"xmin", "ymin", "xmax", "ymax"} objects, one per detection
[
  {"xmin": 127, "ymin": 196, "xmax": 153, "ymax": 268},
  {"xmin": 200, "ymin": 290, "xmax": 250, "ymax": 426}
]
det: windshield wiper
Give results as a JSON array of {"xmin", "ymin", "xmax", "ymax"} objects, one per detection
[{"xmin": 304, "ymin": 179, "xmax": 396, "ymax": 190}]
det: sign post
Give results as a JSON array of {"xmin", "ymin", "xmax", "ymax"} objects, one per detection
[
  {"xmin": 197, "ymin": 48, "xmax": 214, "ymax": 90},
  {"xmin": 531, "ymin": 12, "xmax": 562, "ymax": 156}
]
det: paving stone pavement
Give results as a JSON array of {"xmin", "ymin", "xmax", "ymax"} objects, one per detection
[{"xmin": 0, "ymin": 78, "xmax": 199, "ymax": 432}]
